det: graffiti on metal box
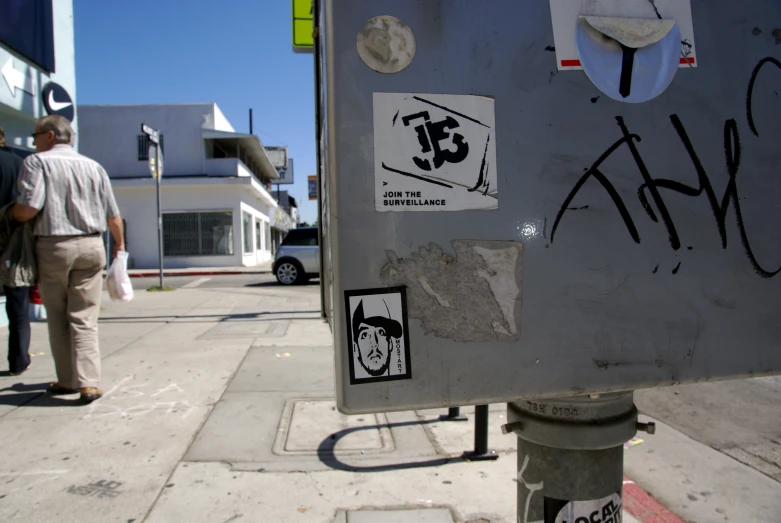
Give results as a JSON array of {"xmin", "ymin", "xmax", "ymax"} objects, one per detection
[{"xmin": 551, "ymin": 57, "xmax": 781, "ymax": 278}]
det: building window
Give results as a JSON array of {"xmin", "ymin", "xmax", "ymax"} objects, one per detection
[
  {"xmin": 265, "ymin": 222, "xmax": 272, "ymax": 252},
  {"xmin": 242, "ymin": 212, "xmax": 253, "ymax": 254},
  {"xmin": 138, "ymin": 134, "xmax": 165, "ymax": 161},
  {"xmin": 163, "ymin": 212, "xmax": 234, "ymax": 256},
  {"xmin": 255, "ymin": 221, "xmax": 262, "ymax": 252}
]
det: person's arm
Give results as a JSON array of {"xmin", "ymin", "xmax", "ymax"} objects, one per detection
[
  {"xmin": 103, "ymin": 169, "xmax": 124, "ymax": 257},
  {"xmin": 12, "ymin": 204, "xmax": 39, "ymax": 222},
  {"xmin": 13, "ymin": 155, "xmax": 44, "ymax": 222},
  {"xmin": 108, "ymin": 215, "xmax": 124, "ymax": 257}
]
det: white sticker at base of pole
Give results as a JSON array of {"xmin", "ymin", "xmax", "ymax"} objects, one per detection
[
  {"xmin": 373, "ymin": 93, "xmax": 498, "ymax": 212},
  {"xmin": 546, "ymin": 491, "xmax": 622, "ymax": 523}
]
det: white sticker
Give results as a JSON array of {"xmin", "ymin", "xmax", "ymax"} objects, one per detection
[
  {"xmin": 549, "ymin": 0, "xmax": 696, "ymax": 70},
  {"xmin": 345, "ymin": 287, "xmax": 411, "ymax": 384},
  {"xmin": 373, "ymin": 93, "xmax": 498, "ymax": 212},
  {"xmin": 554, "ymin": 492, "xmax": 622, "ymax": 523}
]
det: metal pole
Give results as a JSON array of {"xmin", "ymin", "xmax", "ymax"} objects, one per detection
[
  {"xmin": 155, "ymin": 144, "xmax": 164, "ymax": 289},
  {"xmin": 313, "ymin": 0, "xmax": 326, "ymax": 320},
  {"xmin": 504, "ymin": 392, "xmax": 654, "ymax": 523},
  {"xmin": 463, "ymin": 404, "xmax": 498, "ymax": 461}
]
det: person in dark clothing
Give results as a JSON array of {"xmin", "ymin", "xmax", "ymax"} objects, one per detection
[{"xmin": 0, "ymin": 126, "xmax": 30, "ymax": 375}]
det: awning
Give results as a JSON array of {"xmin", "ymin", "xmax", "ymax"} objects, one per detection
[{"xmin": 202, "ymin": 129, "xmax": 279, "ymax": 181}]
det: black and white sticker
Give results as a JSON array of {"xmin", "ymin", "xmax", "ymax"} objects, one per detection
[
  {"xmin": 345, "ymin": 287, "xmax": 411, "ymax": 384},
  {"xmin": 545, "ymin": 491, "xmax": 622, "ymax": 523},
  {"xmin": 373, "ymin": 93, "xmax": 498, "ymax": 212}
]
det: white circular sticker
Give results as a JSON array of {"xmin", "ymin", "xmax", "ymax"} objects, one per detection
[{"xmin": 356, "ymin": 15, "xmax": 416, "ymax": 74}]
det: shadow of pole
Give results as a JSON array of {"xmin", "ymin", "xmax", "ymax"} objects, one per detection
[{"xmin": 317, "ymin": 418, "xmax": 464, "ymax": 473}]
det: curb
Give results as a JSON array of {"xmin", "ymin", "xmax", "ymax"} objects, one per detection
[
  {"xmin": 126, "ymin": 270, "xmax": 272, "ymax": 278},
  {"xmin": 623, "ymin": 477, "xmax": 684, "ymax": 523}
]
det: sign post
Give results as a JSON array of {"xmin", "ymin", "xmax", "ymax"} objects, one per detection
[{"xmin": 141, "ymin": 124, "xmax": 164, "ymax": 290}]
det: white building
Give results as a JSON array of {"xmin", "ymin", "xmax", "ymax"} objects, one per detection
[{"xmin": 78, "ymin": 103, "xmax": 290, "ymax": 269}]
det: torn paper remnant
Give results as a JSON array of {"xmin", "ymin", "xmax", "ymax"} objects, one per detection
[{"xmin": 380, "ymin": 240, "xmax": 522, "ymax": 342}]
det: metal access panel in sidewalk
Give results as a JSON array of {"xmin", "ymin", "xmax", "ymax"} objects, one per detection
[{"xmin": 317, "ymin": 0, "xmax": 781, "ymax": 414}]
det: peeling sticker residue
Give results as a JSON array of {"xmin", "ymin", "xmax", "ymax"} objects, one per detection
[
  {"xmin": 380, "ymin": 240, "xmax": 522, "ymax": 342},
  {"xmin": 474, "ymin": 245, "xmax": 520, "ymax": 336},
  {"xmin": 418, "ymin": 276, "xmax": 451, "ymax": 308}
]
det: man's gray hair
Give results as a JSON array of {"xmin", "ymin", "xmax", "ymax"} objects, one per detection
[{"xmin": 37, "ymin": 115, "xmax": 74, "ymax": 145}]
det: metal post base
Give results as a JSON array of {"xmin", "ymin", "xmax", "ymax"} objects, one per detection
[
  {"xmin": 439, "ymin": 407, "xmax": 468, "ymax": 422},
  {"xmin": 462, "ymin": 449, "xmax": 499, "ymax": 461},
  {"xmin": 503, "ymin": 392, "xmax": 644, "ymax": 523}
]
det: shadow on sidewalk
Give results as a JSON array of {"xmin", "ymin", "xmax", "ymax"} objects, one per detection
[
  {"xmin": 244, "ymin": 280, "xmax": 320, "ymax": 288},
  {"xmin": 0, "ymin": 382, "xmax": 82, "ymax": 408},
  {"xmin": 98, "ymin": 310, "xmax": 321, "ymax": 324},
  {"xmin": 317, "ymin": 419, "xmax": 462, "ymax": 473}
]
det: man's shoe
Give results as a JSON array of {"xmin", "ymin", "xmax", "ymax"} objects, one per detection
[
  {"xmin": 9, "ymin": 365, "xmax": 30, "ymax": 376},
  {"xmin": 47, "ymin": 382, "xmax": 79, "ymax": 395},
  {"xmin": 80, "ymin": 387, "xmax": 103, "ymax": 404}
]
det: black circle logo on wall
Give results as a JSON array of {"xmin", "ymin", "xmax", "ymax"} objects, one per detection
[{"xmin": 41, "ymin": 82, "xmax": 75, "ymax": 122}]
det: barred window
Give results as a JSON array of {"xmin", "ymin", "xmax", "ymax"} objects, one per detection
[
  {"xmin": 162, "ymin": 212, "xmax": 234, "ymax": 256},
  {"xmin": 138, "ymin": 134, "xmax": 165, "ymax": 161}
]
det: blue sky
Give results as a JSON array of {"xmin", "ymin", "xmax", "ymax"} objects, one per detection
[{"xmin": 74, "ymin": 0, "xmax": 318, "ymax": 223}]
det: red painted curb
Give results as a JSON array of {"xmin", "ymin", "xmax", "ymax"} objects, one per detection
[{"xmin": 623, "ymin": 477, "xmax": 684, "ymax": 523}]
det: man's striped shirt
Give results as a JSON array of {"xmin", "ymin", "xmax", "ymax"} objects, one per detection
[{"xmin": 17, "ymin": 144, "xmax": 120, "ymax": 236}]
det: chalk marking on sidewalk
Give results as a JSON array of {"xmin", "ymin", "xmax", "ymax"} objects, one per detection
[
  {"xmin": 183, "ymin": 277, "xmax": 211, "ymax": 289},
  {"xmin": 0, "ymin": 470, "xmax": 70, "ymax": 493},
  {"xmin": 0, "ymin": 470, "xmax": 69, "ymax": 477},
  {"xmin": 83, "ymin": 375, "xmax": 133, "ymax": 419}
]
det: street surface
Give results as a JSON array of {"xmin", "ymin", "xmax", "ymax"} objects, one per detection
[{"xmin": 0, "ymin": 277, "xmax": 777, "ymax": 522}]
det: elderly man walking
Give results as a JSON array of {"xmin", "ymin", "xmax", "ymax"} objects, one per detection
[{"xmin": 13, "ymin": 115, "xmax": 124, "ymax": 404}]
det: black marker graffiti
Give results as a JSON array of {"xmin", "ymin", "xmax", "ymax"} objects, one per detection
[{"xmin": 552, "ymin": 57, "xmax": 781, "ymax": 278}]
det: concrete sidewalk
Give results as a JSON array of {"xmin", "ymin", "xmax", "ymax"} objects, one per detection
[{"xmin": 0, "ymin": 285, "xmax": 777, "ymax": 522}]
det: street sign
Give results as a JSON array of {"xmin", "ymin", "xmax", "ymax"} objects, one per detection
[
  {"xmin": 292, "ymin": 0, "xmax": 314, "ymax": 53},
  {"xmin": 264, "ymin": 145, "xmax": 288, "ymax": 171},
  {"xmin": 308, "ymin": 175, "xmax": 317, "ymax": 200},
  {"xmin": 141, "ymin": 123, "xmax": 165, "ymax": 289},
  {"xmin": 321, "ymin": 0, "xmax": 781, "ymax": 414},
  {"xmin": 141, "ymin": 124, "xmax": 159, "ymax": 144},
  {"xmin": 148, "ymin": 144, "xmax": 164, "ymax": 178},
  {"xmin": 276, "ymin": 158, "xmax": 295, "ymax": 185}
]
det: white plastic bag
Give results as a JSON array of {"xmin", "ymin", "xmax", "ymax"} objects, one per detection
[{"xmin": 106, "ymin": 251, "xmax": 134, "ymax": 302}]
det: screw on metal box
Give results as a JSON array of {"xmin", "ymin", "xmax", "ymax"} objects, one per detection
[{"xmin": 636, "ymin": 421, "xmax": 657, "ymax": 434}]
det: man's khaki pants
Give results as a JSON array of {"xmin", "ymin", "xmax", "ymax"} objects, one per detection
[{"xmin": 36, "ymin": 236, "xmax": 106, "ymax": 389}]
